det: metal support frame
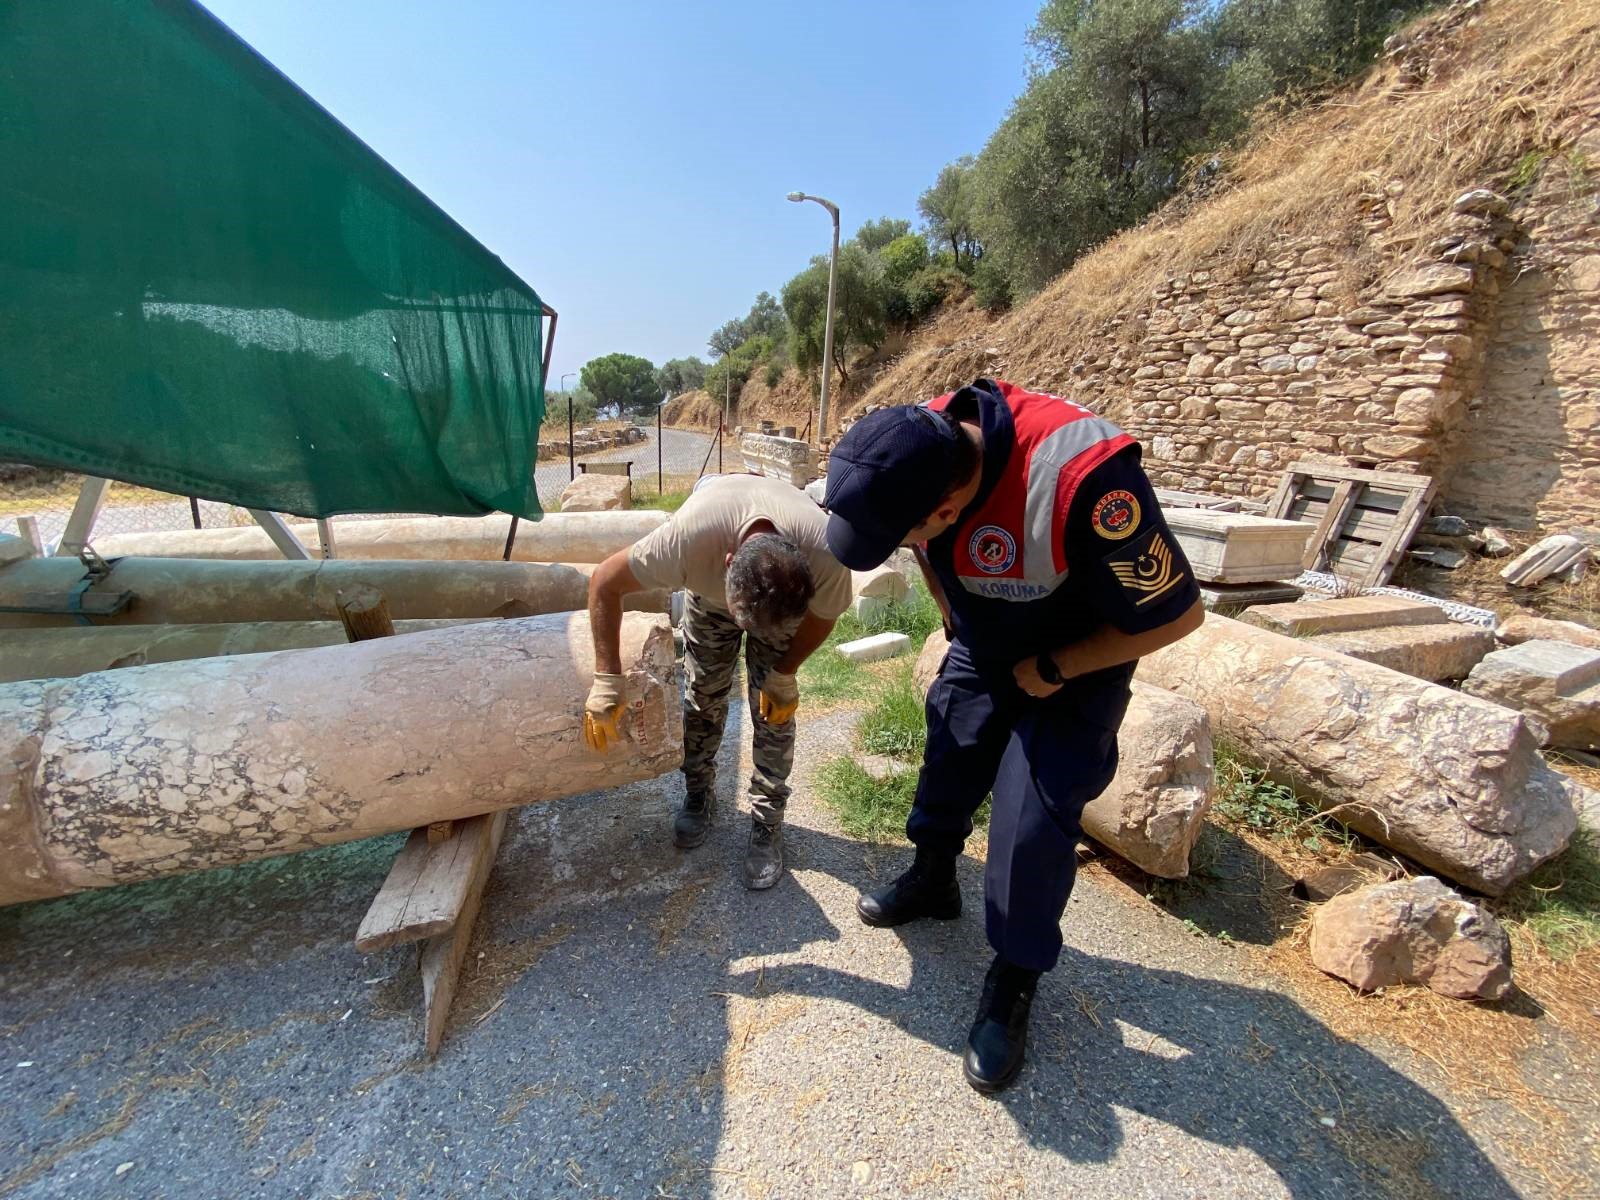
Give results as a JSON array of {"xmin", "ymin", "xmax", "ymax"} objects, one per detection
[
  {"xmin": 54, "ymin": 477, "xmax": 111, "ymax": 557},
  {"xmin": 246, "ymin": 509, "xmax": 313, "ymax": 560},
  {"xmin": 315, "ymin": 519, "xmax": 337, "ymax": 559},
  {"xmin": 504, "ymin": 302, "xmax": 560, "ymax": 562}
]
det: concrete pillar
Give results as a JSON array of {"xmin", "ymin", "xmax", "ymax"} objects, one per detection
[
  {"xmin": 90, "ymin": 511, "xmax": 668, "ymax": 564},
  {"xmin": 0, "ymin": 613, "xmax": 682, "ymax": 906},
  {"xmin": 0, "ymin": 619, "xmax": 481, "ymax": 684},
  {"xmin": 0, "ymin": 557, "xmax": 590, "ymax": 629}
]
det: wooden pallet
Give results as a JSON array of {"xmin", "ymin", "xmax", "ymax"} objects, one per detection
[{"xmin": 1265, "ymin": 463, "xmax": 1436, "ymax": 587}]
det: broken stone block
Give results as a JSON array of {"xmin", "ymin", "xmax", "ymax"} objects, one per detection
[
  {"xmin": 1293, "ymin": 853, "xmax": 1403, "ymax": 902},
  {"xmin": 1501, "ymin": 534, "xmax": 1587, "ymax": 587},
  {"xmin": 1309, "ymin": 877, "xmax": 1513, "ymax": 1000},
  {"xmin": 838, "ymin": 632, "xmax": 910, "ymax": 663},
  {"xmin": 907, "ymin": 631, "xmax": 1212, "ymax": 877},
  {"xmin": 852, "ymin": 566, "xmax": 909, "ymax": 602},
  {"xmin": 1138, "ymin": 615, "xmax": 1580, "ymax": 894},
  {"xmin": 1496, "ymin": 613, "xmax": 1600, "ymax": 651},
  {"xmin": 1197, "ymin": 581, "xmax": 1303, "ymax": 613},
  {"xmin": 913, "ymin": 628, "xmax": 950, "ymax": 695},
  {"xmin": 1311, "ymin": 623, "xmax": 1495, "ymax": 682},
  {"xmin": 1241, "ymin": 594, "xmax": 1448, "ymax": 637},
  {"xmin": 741, "ymin": 432, "xmax": 817, "ymax": 488},
  {"xmin": 1479, "ymin": 526, "xmax": 1514, "ymax": 557},
  {"xmin": 1165, "ymin": 510, "xmax": 1313, "ymax": 583},
  {"xmin": 1463, "ymin": 640, "xmax": 1600, "ymax": 750},
  {"xmin": 559, "ymin": 473, "xmax": 633, "ymax": 512},
  {"xmin": 1085, "ymin": 683, "xmax": 1213, "ymax": 878},
  {"xmin": 1409, "ymin": 547, "xmax": 1468, "ymax": 570}
]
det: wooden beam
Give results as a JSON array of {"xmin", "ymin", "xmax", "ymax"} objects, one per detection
[
  {"xmin": 420, "ymin": 809, "xmax": 509, "ymax": 1056},
  {"xmin": 336, "ymin": 585, "xmax": 394, "ymax": 642},
  {"xmin": 15, "ymin": 518, "xmax": 43, "ymax": 559},
  {"xmin": 1303, "ymin": 480, "xmax": 1358, "ymax": 570},
  {"xmin": 355, "ymin": 814, "xmax": 496, "ymax": 952},
  {"xmin": 55, "ymin": 478, "xmax": 110, "ymax": 556},
  {"xmin": 245, "ymin": 509, "xmax": 312, "ymax": 560}
]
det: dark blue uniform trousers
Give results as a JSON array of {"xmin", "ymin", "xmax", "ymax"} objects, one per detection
[{"xmin": 909, "ymin": 637, "xmax": 1130, "ymax": 973}]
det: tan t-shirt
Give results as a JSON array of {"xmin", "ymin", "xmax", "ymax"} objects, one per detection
[{"xmin": 627, "ymin": 474, "xmax": 852, "ymax": 620}]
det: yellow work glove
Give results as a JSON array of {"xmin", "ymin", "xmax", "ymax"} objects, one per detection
[
  {"xmin": 583, "ymin": 672, "xmax": 627, "ymax": 752},
  {"xmin": 758, "ymin": 670, "xmax": 800, "ymax": 726}
]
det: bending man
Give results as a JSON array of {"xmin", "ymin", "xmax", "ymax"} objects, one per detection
[
  {"xmin": 585, "ymin": 474, "xmax": 852, "ymax": 889},
  {"xmin": 824, "ymin": 378, "xmax": 1205, "ymax": 1093}
]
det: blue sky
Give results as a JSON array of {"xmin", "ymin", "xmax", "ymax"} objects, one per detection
[{"xmin": 201, "ymin": 0, "xmax": 1041, "ymax": 386}]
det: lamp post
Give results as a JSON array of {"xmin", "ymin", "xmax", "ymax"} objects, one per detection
[
  {"xmin": 561, "ymin": 371, "xmax": 577, "ymax": 481},
  {"xmin": 787, "ymin": 191, "xmax": 840, "ymax": 444}
]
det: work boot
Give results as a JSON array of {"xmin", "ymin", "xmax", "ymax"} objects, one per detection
[
  {"xmin": 743, "ymin": 820, "xmax": 784, "ymax": 890},
  {"xmin": 674, "ymin": 791, "xmax": 712, "ymax": 849},
  {"xmin": 855, "ymin": 847, "xmax": 960, "ymax": 927},
  {"xmin": 963, "ymin": 956, "xmax": 1041, "ymax": 1094}
]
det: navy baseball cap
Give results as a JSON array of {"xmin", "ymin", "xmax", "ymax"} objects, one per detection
[{"xmin": 824, "ymin": 404, "xmax": 960, "ymax": 570}]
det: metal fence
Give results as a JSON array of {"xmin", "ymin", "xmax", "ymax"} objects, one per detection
[{"xmin": 0, "ymin": 400, "xmax": 711, "ymax": 554}]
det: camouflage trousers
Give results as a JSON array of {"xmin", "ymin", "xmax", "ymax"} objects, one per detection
[{"xmin": 680, "ymin": 591, "xmax": 796, "ymax": 828}]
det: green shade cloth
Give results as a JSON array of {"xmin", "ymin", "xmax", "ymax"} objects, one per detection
[{"xmin": 0, "ymin": 0, "xmax": 548, "ymax": 518}]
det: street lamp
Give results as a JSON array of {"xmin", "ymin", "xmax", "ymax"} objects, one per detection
[
  {"xmin": 788, "ymin": 191, "xmax": 840, "ymax": 444},
  {"xmin": 560, "ymin": 371, "xmax": 577, "ymax": 481}
]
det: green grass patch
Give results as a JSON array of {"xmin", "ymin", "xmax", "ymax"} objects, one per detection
[
  {"xmin": 798, "ymin": 581, "xmax": 939, "ymax": 706},
  {"xmin": 816, "ymin": 758, "xmax": 922, "ymax": 842},
  {"xmin": 859, "ymin": 666, "xmax": 927, "ymax": 759},
  {"xmin": 1496, "ymin": 829, "xmax": 1600, "ymax": 959},
  {"xmin": 632, "ymin": 488, "xmax": 692, "ymax": 513},
  {"xmin": 814, "ymin": 634, "xmax": 991, "ymax": 843},
  {"xmin": 1211, "ymin": 742, "xmax": 1354, "ymax": 856}
]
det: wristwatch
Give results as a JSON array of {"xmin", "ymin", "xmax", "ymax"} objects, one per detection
[{"xmin": 1035, "ymin": 652, "xmax": 1063, "ymax": 686}]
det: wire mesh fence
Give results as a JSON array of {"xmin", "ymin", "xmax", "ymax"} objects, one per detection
[{"xmin": 0, "ymin": 403, "xmax": 715, "ymax": 553}]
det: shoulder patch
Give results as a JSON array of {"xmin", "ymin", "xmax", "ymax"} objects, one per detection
[
  {"xmin": 1105, "ymin": 526, "xmax": 1185, "ymax": 606},
  {"xmin": 1090, "ymin": 489, "xmax": 1141, "ymax": 540}
]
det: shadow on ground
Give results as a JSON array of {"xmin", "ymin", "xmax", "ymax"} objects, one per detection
[{"xmin": 0, "ymin": 706, "xmax": 1521, "ymax": 1199}]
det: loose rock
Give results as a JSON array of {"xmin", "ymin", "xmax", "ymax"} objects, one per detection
[{"xmin": 1309, "ymin": 877, "xmax": 1513, "ymax": 1001}]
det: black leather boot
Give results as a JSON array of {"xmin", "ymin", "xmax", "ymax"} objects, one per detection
[
  {"xmin": 674, "ymin": 791, "xmax": 712, "ymax": 848},
  {"xmin": 963, "ymin": 956, "xmax": 1040, "ymax": 1094},
  {"xmin": 855, "ymin": 847, "xmax": 960, "ymax": 927}
]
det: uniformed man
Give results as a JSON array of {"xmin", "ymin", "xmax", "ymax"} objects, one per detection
[
  {"xmin": 822, "ymin": 378, "xmax": 1204, "ymax": 1093},
  {"xmin": 584, "ymin": 473, "xmax": 852, "ymax": 889}
]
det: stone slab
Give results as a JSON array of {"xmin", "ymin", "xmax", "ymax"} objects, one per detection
[
  {"xmin": 1496, "ymin": 612, "xmax": 1600, "ymax": 652},
  {"xmin": 1463, "ymin": 640, "xmax": 1600, "ymax": 749},
  {"xmin": 1241, "ymin": 595, "xmax": 1449, "ymax": 637},
  {"xmin": 1198, "ymin": 581, "xmax": 1304, "ymax": 613},
  {"xmin": 838, "ymin": 632, "xmax": 911, "ymax": 663},
  {"xmin": 559, "ymin": 474, "xmax": 633, "ymax": 512},
  {"xmin": 1310, "ymin": 623, "xmax": 1496, "ymax": 682},
  {"xmin": 1166, "ymin": 509, "xmax": 1314, "ymax": 584}
]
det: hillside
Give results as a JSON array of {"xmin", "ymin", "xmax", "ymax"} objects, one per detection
[{"xmin": 681, "ymin": 0, "xmax": 1599, "ymax": 530}]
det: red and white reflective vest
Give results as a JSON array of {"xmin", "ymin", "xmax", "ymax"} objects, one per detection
[{"xmin": 927, "ymin": 381, "xmax": 1133, "ymax": 603}]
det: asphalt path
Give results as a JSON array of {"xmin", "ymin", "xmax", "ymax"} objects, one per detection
[{"xmin": 0, "ymin": 697, "xmax": 1552, "ymax": 1199}]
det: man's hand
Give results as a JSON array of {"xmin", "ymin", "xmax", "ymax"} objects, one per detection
[
  {"xmin": 583, "ymin": 672, "xmax": 628, "ymax": 752},
  {"xmin": 1012, "ymin": 655, "xmax": 1064, "ymax": 700},
  {"xmin": 757, "ymin": 670, "xmax": 800, "ymax": 726}
]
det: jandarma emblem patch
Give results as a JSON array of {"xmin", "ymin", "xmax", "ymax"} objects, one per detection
[
  {"xmin": 1090, "ymin": 489, "xmax": 1141, "ymax": 540},
  {"xmin": 968, "ymin": 525, "xmax": 1017, "ymax": 574},
  {"xmin": 1108, "ymin": 531, "xmax": 1184, "ymax": 605}
]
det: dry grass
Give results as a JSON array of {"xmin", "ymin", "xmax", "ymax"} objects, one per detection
[{"xmin": 857, "ymin": 0, "xmax": 1600, "ymax": 414}]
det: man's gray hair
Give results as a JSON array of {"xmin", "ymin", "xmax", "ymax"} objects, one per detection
[{"xmin": 726, "ymin": 533, "xmax": 816, "ymax": 638}]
